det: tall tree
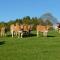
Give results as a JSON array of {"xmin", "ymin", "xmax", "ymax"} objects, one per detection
[
  {"xmin": 31, "ymin": 17, "xmax": 39, "ymax": 25},
  {"xmin": 15, "ymin": 18, "xmax": 23, "ymax": 24},
  {"xmin": 22, "ymin": 16, "xmax": 31, "ymax": 24}
]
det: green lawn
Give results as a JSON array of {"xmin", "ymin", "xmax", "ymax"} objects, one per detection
[{"xmin": 0, "ymin": 30, "xmax": 60, "ymax": 60}]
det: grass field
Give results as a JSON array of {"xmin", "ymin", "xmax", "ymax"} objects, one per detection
[{"xmin": 0, "ymin": 30, "xmax": 60, "ymax": 60}]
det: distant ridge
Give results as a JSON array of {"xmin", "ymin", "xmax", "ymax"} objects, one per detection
[{"xmin": 40, "ymin": 13, "xmax": 58, "ymax": 24}]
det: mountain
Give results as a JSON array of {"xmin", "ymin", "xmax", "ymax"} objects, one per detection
[{"xmin": 40, "ymin": 13, "xmax": 58, "ymax": 24}]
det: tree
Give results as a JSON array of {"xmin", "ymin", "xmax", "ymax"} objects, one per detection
[
  {"xmin": 31, "ymin": 17, "xmax": 39, "ymax": 25},
  {"xmin": 22, "ymin": 16, "xmax": 31, "ymax": 24},
  {"xmin": 15, "ymin": 18, "xmax": 23, "ymax": 24}
]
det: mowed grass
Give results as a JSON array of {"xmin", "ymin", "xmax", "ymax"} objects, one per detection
[{"xmin": 0, "ymin": 30, "xmax": 60, "ymax": 60}]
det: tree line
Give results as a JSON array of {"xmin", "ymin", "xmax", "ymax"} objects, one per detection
[{"xmin": 0, "ymin": 13, "xmax": 55, "ymax": 31}]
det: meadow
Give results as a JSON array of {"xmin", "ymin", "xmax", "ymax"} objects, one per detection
[{"xmin": 0, "ymin": 30, "xmax": 60, "ymax": 60}]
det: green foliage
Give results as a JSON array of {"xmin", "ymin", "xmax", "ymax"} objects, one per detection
[
  {"xmin": 15, "ymin": 19, "xmax": 23, "ymax": 24},
  {"xmin": 31, "ymin": 17, "xmax": 39, "ymax": 25},
  {"xmin": 22, "ymin": 16, "xmax": 31, "ymax": 24}
]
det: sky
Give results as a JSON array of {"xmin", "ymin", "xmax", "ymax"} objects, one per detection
[{"xmin": 0, "ymin": 0, "xmax": 60, "ymax": 22}]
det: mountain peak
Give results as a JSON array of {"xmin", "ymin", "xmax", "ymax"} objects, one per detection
[{"xmin": 40, "ymin": 13, "xmax": 58, "ymax": 24}]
